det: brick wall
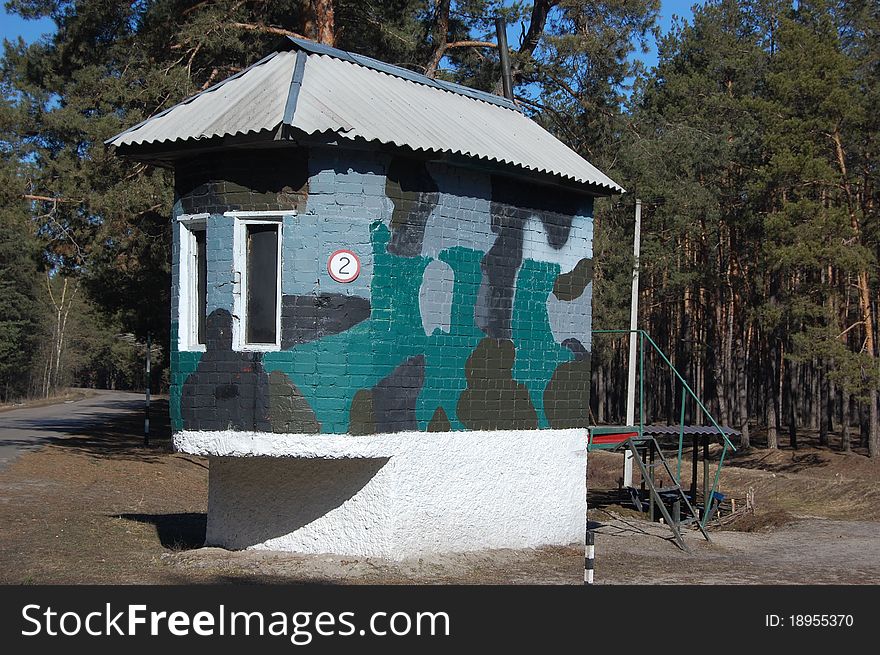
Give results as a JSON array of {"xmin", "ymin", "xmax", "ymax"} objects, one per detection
[
  {"xmin": 175, "ymin": 149, "xmax": 309, "ymax": 215},
  {"xmin": 170, "ymin": 146, "xmax": 594, "ymax": 434}
]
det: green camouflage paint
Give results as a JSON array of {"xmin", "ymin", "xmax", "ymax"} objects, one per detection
[
  {"xmin": 171, "ymin": 155, "xmax": 593, "ymax": 435},
  {"xmin": 259, "ymin": 221, "xmax": 581, "ymax": 433},
  {"xmin": 169, "ymin": 321, "xmax": 203, "ymax": 431}
]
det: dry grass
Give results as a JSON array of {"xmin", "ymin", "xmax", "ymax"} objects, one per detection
[
  {"xmin": 588, "ymin": 435, "xmax": 880, "ymax": 522},
  {"xmin": 1, "ymin": 405, "xmax": 879, "ymax": 584}
]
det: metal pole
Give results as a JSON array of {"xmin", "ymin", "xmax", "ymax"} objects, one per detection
[
  {"xmin": 677, "ymin": 386, "xmax": 686, "ymax": 483},
  {"xmin": 648, "ymin": 442, "xmax": 655, "ymax": 522},
  {"xmin": 703, "ymin": 437, "xmax": 710, "ymax": 510},
  {"xmin": 144, "ymin": 331, "xmax": 151, "ymax": 447},
  {"xmin": 624, "ymin": 200, "xmax": 642, "ymax": 487},
  {"xmin": 495, "ymin": 17, "xmax": 514, "ymax": 101},
  {"xmin": 639, "ymin": 330, "xmax": 645, "ymax": 437},
  {"xmin": 584, "ymin": 443, "xmax": 594, "ymax": 584},
  {"xmin": 584, "ymin": 530, "xmax": 594, "ymax": 585}
]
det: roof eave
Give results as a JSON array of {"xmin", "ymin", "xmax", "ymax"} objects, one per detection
[{"xmin": 112, "ymin": 130, "xmax": 623, "ymax": 195}]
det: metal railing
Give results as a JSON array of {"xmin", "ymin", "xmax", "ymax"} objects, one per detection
[{"xmin": 592, "ymin": 329, "xmax": 737, "ymax": 528}]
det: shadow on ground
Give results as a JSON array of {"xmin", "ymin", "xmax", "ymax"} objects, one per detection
[
  {"xmin": 44, "ymin": 399, "xmax": 173, "ymax": 462},
  {"xmin": 116, "ymin": 512, "xmax": 206, "ymax": 550},
  {"xmin": 588, "ymin": 487, "xmax": 637, "ymax": 512},
  {"xmin": 726, "ymin": 450, "xmax": 827, "ymax": 474},
  {"xmin": 113, "ymin": 513, "xmax": 339, "ymax": 585}
]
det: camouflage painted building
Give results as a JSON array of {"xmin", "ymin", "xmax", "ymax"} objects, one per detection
[{"xmin": 109, "ymin": 38, "xmax": 623, "ymax": 557}]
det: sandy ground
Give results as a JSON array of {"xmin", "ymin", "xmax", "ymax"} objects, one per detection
[{"xmin": 1, "ymin": 393, "xmax": 879, "ymax": 584}]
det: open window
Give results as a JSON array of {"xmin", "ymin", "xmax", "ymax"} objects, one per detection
[
  {"xmin": 233, "ymin": 217, "xmax": 282, "ymax": 350},
  {"xmin": 178, "ymin": 216, "xmax": 208, "ymax": 351}
]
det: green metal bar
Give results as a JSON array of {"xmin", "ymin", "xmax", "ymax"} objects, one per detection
[
  {"xmin": 701, "ymin": 442, "xmax": 730, "ymax": 529},
  {"xmin": 648, "ymin": 444, "xmax": 655, "ymax": 522},
  {"xmin": 589, "ymin": 425, "xmax": 639, "ymax": 435},
  {"xmin": 594, "ymin": 328, "xmax": 737, "ymax": 527},
  {"xmin": 639, "ymin": 331, "xmax": 645, "ymax": 439},
  {"xmin": 677, "ymin": 386, "xmax": 686, "ymax": 483},
  {"xmin": 640, "ymin": 331, "xmax": 735, "ymax": 452},
  {"xmin": 594, "ymin": 330, "xmax": 735, "ymax": 450},
  {"xmin": 703, "ymin": 437, "xmax": 710, "ymax": 509},
  {"xmin": 624, "ymin": 437, "xmax": 689, "ymax": 551},
  {"xmin": 652, "ymin": 436, "xmax": 711, "ymax": 542},
  {"xmin": 638, "ymin": 330, "xmax": 736, "ymax": 519}
]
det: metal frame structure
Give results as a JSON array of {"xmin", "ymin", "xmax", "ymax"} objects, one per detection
[{"xmin": 590, "ymin": 329, "xmax": 737, "ymax": 529}]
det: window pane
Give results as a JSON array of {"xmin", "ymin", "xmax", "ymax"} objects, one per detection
[
  {"xmin": 193, "ymin": 229, "xmax": 207, "ymax": 345},
  {"xmin": 246, "ymin": 224, "xmax": 278, "ymax": 344}
]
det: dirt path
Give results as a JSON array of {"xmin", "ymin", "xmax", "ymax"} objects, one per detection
[
  {"xmin": 0, "ymin": 389, "xmax": 137, "ymax": 469},
  {"xmin": 0, "ymin": 403, "xmax": 878, "ymax": 584},
  {"xmin": 589, "ymin": 512, "xmax": 880, "ymax": 584}
]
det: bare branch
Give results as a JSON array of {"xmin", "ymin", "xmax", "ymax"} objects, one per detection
[
  {"xmin": 22, "ymin": 194, "xmax": 81, "ymax": 204},
  {"xmin": 25, "ymin": 195, "xmax": 87, "ymax": 263},
  {"xmin": 446, "ymin": 40, "xmax": 496, "ymax": 49},
  {"xmin": 228, "ymin": 22, "xmax": 308, "ymax": 40},
  {"xmin": 514, "ymin": 94, "xmax": 582, "ymax": 149},
  {"xmin": 186, "ymin": 42, "xmax": 203, "ymax": 77},
  {"xmin": 201, "ymin": 68, "xmax": 220, "ymax": 90},
  {"xmin": 135, "ymin": 203, "xmax": 164, "ymax": 217}
]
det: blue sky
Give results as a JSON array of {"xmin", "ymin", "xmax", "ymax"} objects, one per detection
[
  {"xmin": 643, "ymin": 1, "xmax": 696, "ymax": 68},
  {"xmin": 0, "ymin": 8, "xmax": 54, "ymax": 44},
  {"xmin": 1, "ymin": 1, "xmax": 697, "ymax": 68}
]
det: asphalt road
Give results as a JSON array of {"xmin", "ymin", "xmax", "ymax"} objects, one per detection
[{"xmin": 0, "ymin": 390, "xmax": 146, "ymax": 469}]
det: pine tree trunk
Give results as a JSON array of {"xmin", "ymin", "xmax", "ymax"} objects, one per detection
[
  {"xmin": 827, "ymin": 376, "xmax": 835, "ymax": 434},
  {"xmin": 832, "ymin": 129, "xmax": 877, "ymax": 456},
  {"xmin": 786, "ymin": 357, "xmax": 797, "ymax": 450},
  {"xmin": 314, "ymin": 0, "xmax": 335, "ymax": 45},
  {"xmin": 736, "ymin": 331, "xmax": 750, "ymax": 449},
  {"xmin": 767, "ymin": 341, "xmax": 779, "ymax": 450},
  {"xmin": 42, "ymin": 352, "xmax": 51, "ymax": 399},
  {"xmin": 859, "ymin": 401, "xmax": 868, "ymax": 448},
  {"xmin": 715, "ymin": 300, "xmax": 729, "ymax": 426},
  {"xmin": 767, "ymin": 396, "xmax": 777, "ymax": 448},
  {"xmin": 869, "ymin": 390, "xmax": 879, "ymax": 458},
  {"xmin": 809, "ymin": 361, "xmax": 819, "ymax": 431},
  {"xmin": 819, "ymin": 362, "xmax": 829, "ymax": 447},
  {"xmin": 302, "ymin": 0, "xmax": 336, "ymax": 46},
  {"xmin": 840, "ymin": 392, "xmax": 851, "ymax": 453}
]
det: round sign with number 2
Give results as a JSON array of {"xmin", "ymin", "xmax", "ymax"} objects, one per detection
[{"xmin": 327, "ymin": 249, "xmax": 361, "ymax": 283}]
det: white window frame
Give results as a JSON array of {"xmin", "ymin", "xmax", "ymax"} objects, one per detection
[
  {"xmin": 231, "ymin": 215, "xmax": 286, "ymax": 352},
  {"xmin": 176, "ymin": 214, "xmax": 209, "ymax": 352}
]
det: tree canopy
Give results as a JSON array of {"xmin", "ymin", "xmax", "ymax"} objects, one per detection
[{"xmin": 1, "ymin": 0, "xmax": 878, "ymax": 456}]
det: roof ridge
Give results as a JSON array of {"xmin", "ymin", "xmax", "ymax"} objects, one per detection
[
  {"xmin": 284, "ymin": 36, "xmax": 521, "ymax": 113},
  {"xmin": 282, "ymin": 50, "xmax": 308, "ymax": 126}
]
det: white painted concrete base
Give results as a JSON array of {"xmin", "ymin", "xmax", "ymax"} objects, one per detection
[{"xmin": 175, "ymin": 429, "xmax": 586, "ymax": 559}]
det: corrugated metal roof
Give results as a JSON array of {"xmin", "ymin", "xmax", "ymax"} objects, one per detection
[
  {"xmin": 108, "ymin": 38, "xmax": 623, "ymax": 193},
  {"xmin": 108, "ymin": 51, "xmax": 296, "ymax": 146},
  {"xmin": 644, "ymin": 425, "xmax": 742, "ymax": 438},
  {"xmin": 286, "ymin": 37, "xmax": 519, "ymax": 110}
]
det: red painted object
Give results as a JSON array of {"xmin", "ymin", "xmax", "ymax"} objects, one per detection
[{"xmin": 590, "ymin": 431, "xmax": 638, "ymax": 445}]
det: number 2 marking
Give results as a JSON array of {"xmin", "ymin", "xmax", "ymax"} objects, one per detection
[{"xmin": 328, "ymin": 250, "xmax": 360, "ymax": 283}]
